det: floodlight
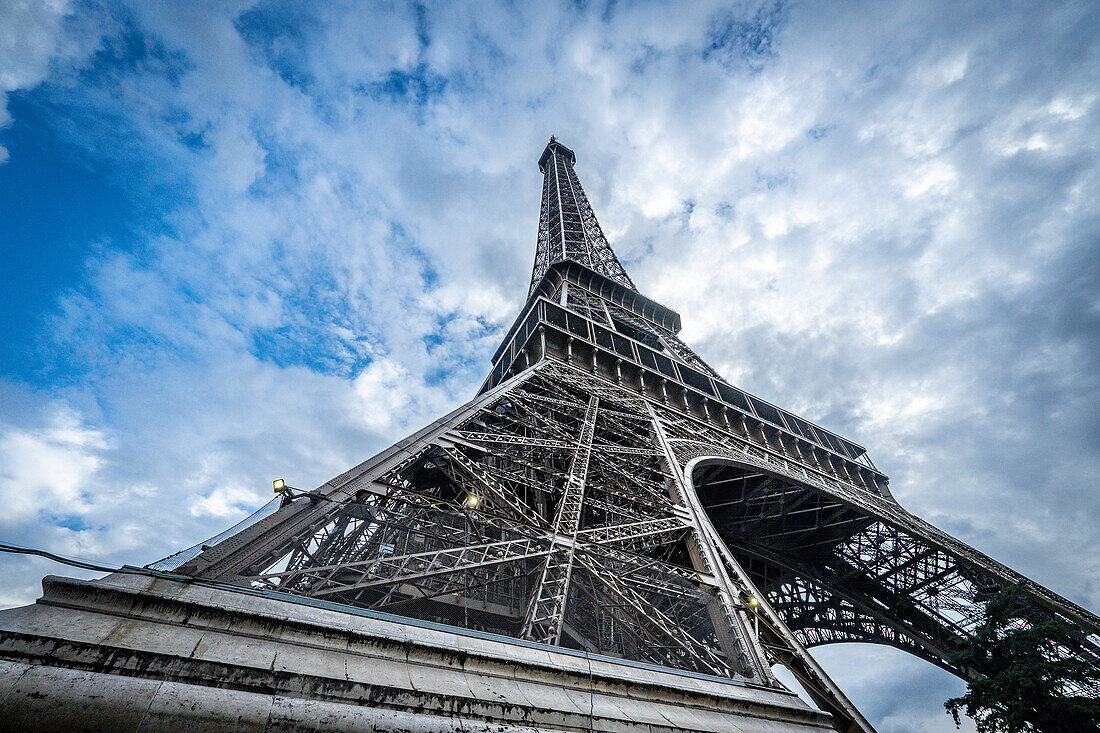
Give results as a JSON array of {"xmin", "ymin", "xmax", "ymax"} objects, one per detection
[{"xmin": 273, "ymin": 478, "xmax": 287, "ymax": 493}]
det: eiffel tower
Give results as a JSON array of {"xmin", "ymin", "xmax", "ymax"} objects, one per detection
[
  {"xmin": 4, "ymin": 139, "xmax": 1097, "ymax": 733},
  {"xmin": 153, "ymin": 136, "xmax": 1100, "ymax": 730}
]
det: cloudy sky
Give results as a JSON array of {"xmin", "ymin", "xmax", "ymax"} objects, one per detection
[{"xmin": 1, "ymin": 1, "xmax": 1097, "ymax": 730}]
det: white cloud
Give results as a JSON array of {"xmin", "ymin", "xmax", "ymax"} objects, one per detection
[
  {"xmin": 351, "ymin": 358, "xmax": 414, "ymax": 431},
  {"xmin": 0, "ymin": 406, "xmax": 107, "ymax": 524},
  {"xmin": 0, "ymin": 2, "xmax": 1097, "ymax": 730},
  {"xmin": 190, "ymin": 483, "xmax": 266, "ymax": 519},
  {"xmin": 0, "ymin": 0, "xmax": 105, "ymax": 162}
]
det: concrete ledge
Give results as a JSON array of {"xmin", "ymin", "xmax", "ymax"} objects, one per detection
[{"xmin": 0, "ymin": 573, "xmax": 834, "ymax": 732}]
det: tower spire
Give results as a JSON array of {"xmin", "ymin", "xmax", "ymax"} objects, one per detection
[{"xmin": 530, "ymin": 137, "xmax": 636, "ymax": 294}]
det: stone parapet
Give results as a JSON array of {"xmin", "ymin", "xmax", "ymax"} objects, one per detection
[{"xmin": 0, "ymin": 571, "xmax": 834, "ymax": 732}]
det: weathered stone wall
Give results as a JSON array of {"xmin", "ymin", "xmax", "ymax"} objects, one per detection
[{"xmin": 0, "ymin": 572, "xmax": 834, "ymax": 732}]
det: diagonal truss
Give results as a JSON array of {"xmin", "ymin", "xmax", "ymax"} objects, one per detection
[
  {"xmin": 161, "ymin": 138, "xmax": 1099, "ymax": 733},
  {"xmin": 168, "ymin": 360, "xmax": 874, "ymax": 730},
  {"xmin": 521, "ymin": 395, "xmax": 599, "ymax": 644}
]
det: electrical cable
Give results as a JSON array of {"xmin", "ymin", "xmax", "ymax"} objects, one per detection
[
  {"xmin": 0, "ymin": 543, "xmax": 153, "ymax": 577},
  {"xmin": 0, "ymin": 489, "xmax": 491, "ymax": 581}
]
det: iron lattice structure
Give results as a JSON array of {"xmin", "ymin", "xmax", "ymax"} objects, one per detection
[{"xmin": 165, "ymin": 138, "xmax": 1100, "ymax": 733}]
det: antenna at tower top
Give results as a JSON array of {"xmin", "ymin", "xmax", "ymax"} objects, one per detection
[{"xmin": 538, "ymin": 136, "xmax": 576, "ymax": 172}]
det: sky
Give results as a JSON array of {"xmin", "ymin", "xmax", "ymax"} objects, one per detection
[{"xmin": 1, "ymin": 1, "xmax": 1097, "ymax": 730}]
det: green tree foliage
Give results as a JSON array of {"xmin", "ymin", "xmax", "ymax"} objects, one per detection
[{"xmin": 945, "ymin": 585, "xmax": 1100, "ymax": 733}]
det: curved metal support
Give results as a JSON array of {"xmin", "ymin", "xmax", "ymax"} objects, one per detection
[{"xmin": 688, "ymin": 457, "xmax": 1100, "ymax": 692}]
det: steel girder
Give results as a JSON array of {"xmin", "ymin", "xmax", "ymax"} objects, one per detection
[
  {"xmin": 530, "ymin": 140, "xmax": 635, "ymax": 294},
  {"xmin": 172, "ymin": 359, "xmax": 875, "ymax": 732},
  {"xmin": 687, "ymin": 457, "xmax": 1100, "ymax": 692},
  {"xmin": 161, "ymin": 138, "xmax": 1099, "ymax": 733}
]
